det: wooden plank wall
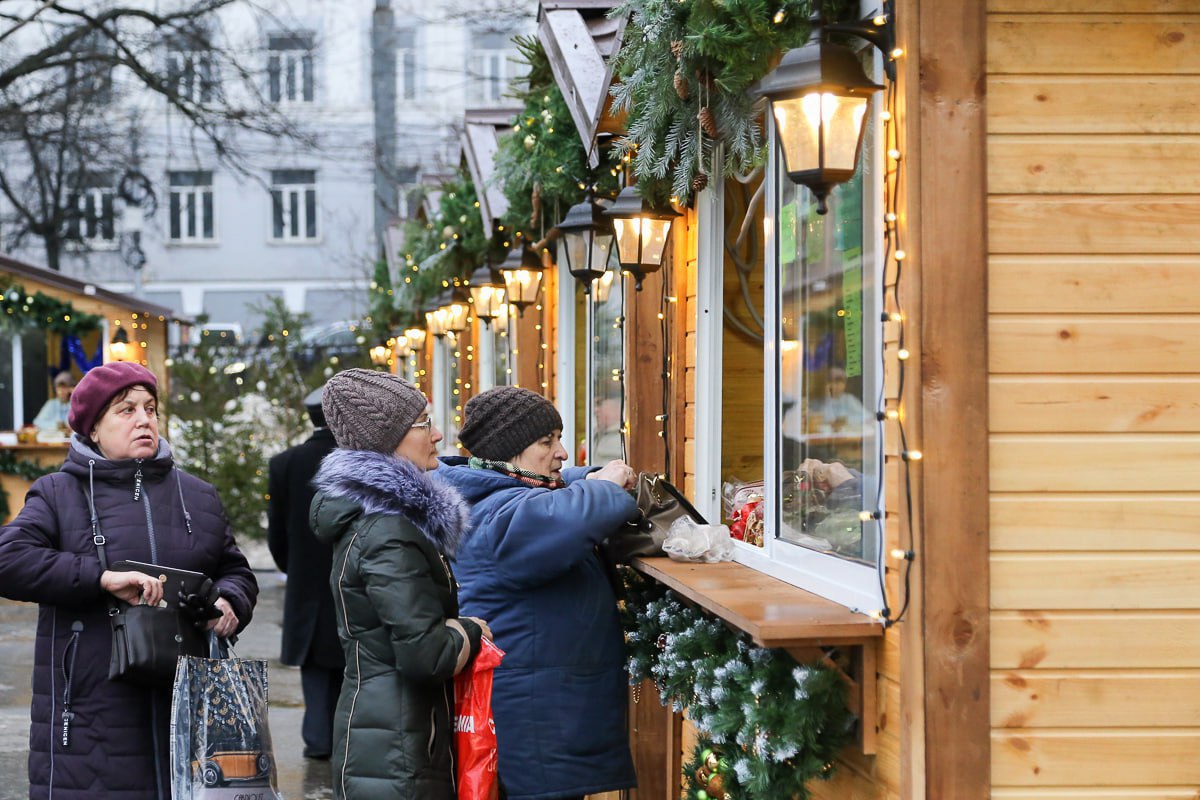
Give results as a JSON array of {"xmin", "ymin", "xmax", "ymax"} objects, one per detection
[
  {"xmin": 681, "ymin": 209, "xmax": 699, "ymax": 495},
  {"xmin": 987, "ymin": 2, "xmax": 1200, "ymax": 796}
]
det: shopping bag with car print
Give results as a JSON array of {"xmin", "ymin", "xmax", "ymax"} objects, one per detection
[
  {"xmin": 169, "ymin": 636, "xmax": 282, "ymax": 800},
  {"xmin": 454, "ymin": 638, "xmax": 505, "ymax": 800}
]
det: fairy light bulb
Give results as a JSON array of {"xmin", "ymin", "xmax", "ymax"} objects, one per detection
[
  {"xmin": 895, "ymin": 249, "xmax": 906, "ymax": 261},
  {"xmin": 897, "ymin": 348, "xmax": 910, "ymax": 360}
]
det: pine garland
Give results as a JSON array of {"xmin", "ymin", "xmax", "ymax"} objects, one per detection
[
  {"xmin": 0, "ymin": 281, "xmax": 102, "ymax": 337},
  {"xmin": 493, "ymin": 36, "xmax": 618, "ymax": 241},
  {"xmin": 624, "ymin": 575, "xmax": 854, "ymax": 800},
  {"xmin": 608, "ymin": 0, "xmax": 853, "ymax": 206},
  {"xmin": 0, "ymin": 450, "xmax": 58, "ymax": 520}
]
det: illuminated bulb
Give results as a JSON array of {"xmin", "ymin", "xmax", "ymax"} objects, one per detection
[
  {"xmin": 889, "ymin": 312, "xmax": 903, "ymax": 322},
  {"xmin": 891, "ymin": 47, "xmax": 904, "ymax": 58},
  {"xmin": 880, "ymin": 110, "xmax": 892, "ymax": 122},
  {"xmin": 773, "ymin": 9, "xmax": 785, "ymax": 23},
  {"xmin": 895, "ymin": 249, "xmax": 906, "ymax": 260},
  {"xmin": 888, "ymin": 149, "xmax": 901, "ymax": 161},
  {"xmin": 897, "ymin": 348, "xmax": 910, "ymax": 360},
  {"xmin": 873, "ymin": 15, "xmax": 887, "ymax": 25},
  {"xmin": 885, "ymin": 409, "xmax": 900, "ymax": 420},
  {"xmin": 858, "ymin": 511, "xmax": 875, "ymax": 522},
  {"xmin": 904, "ymin": 449, "xmax": 923, "ymax": 462},
  {"xmin": 885, "ymin": 212, "xmax": 897, "ymax": 223}
]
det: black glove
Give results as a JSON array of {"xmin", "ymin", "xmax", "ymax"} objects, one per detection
[{"xmin": 178, "ymin": 590, "xmax": 223, "ymax": 623}]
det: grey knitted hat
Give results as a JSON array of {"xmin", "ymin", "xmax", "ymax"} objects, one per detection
[
  {"xmin": 459, "ymin": 386, "xmax": 563, "ymax": 461},
  {"xmin": 322, "ymin": 368, "xmax": 428, "ymax": 454}
]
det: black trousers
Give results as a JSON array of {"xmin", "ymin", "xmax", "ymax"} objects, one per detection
[{"xmin": 300, "ymin": 664, "xmax": 342, "ymax": 755}]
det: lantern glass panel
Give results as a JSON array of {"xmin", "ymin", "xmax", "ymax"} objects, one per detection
[
  {"xmin": 613, "ymin": 217, "xmax": 672, "ymax": 268},
  {"xmin": 773, "ymin": 92, "xmax": 869, "ymax": 177},
  {"xmin": 443, "ymin": 299, "xmax": 470, "ymax": 333},
  {"xmin": 470, "ymin": 284, "xmax": 506, "ymax": 320},
  {"xmin": 405, "ymin": 327, "xmax": 426, "ymax": 350},
  {"xmin": 502, "ymin": 268, "xmax": 543, "ymax": 307}
]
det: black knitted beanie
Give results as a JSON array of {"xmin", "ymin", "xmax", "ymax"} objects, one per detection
[{"xmin": 458, "ymin": 386, "xmax": 563, "ymax": 461}]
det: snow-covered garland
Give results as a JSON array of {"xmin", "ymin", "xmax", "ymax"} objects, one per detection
[{"xmin": 623, "ymin": 579, "xmax": 855, "ymax": 800}]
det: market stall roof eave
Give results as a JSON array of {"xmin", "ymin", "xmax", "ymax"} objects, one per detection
[
  {"xmin": 538, "ymin": 0, "xmax": 627, "ymax": 167},
  {"xmin": 462, "ymin": 107, "xmax": 522, "ymax": 238},
  {"xmin": 420, "ymin": 170, "xmax": 457, "ymax": 221},
  {"xmin": 0, "ymin": 253, "xmax": 186, "ymax": 324}
]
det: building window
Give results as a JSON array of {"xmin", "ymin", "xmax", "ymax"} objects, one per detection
[
  {"xmin": 167, "ymin": 49, "xmax": 218, "ymax": 103},
  {"xmin": 68, "ymin": 31, "xmax": 115, "ymax": 104},
  {"xmin": 738, "ymin": 101, "xmax": 885, "ymax": 614},
  {"xmin": 396, "ymin": 27, "xmax": 417, "ymax": 101},
  {"xmin": 168, "ymin": 170, "xmax": 215, "ymax": 242},
  {"xmin": 270, "ymin": 169, "xmax": 318, "ymax": 241},
  {"xmin": 267, "ymin": 32, "xmax": 315, "ymax": 103},
  {"xmin": 587, "ymin": 260, "xmax": 624, "ymax": 464},
  {"xmin": 66, "ymin": 174, "xmax": 115, "ymax": 242},
  {"xmin": 467, "ymin": 30, "xmax": 511, "ymax": 104}
]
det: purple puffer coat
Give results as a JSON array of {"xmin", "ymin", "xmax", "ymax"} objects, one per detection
[{"xmin": 0, "ymin": 436, "xmax": 258, "ymax": 800}]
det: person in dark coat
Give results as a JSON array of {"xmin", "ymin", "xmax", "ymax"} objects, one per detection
[
  {"xmin": 0, "ymin": 361, "xmax": 258, "ymax": 800},
  {"xmin": 436, "ymin": 386, "xmax": 640, "ymax": 800},
  {"xmin": 267, "ymin": 384, "xmax": 343, "ymax": 759},
  {"xmin": 309, "ymin": 368, "xmax": 490, "ymax": 800}
]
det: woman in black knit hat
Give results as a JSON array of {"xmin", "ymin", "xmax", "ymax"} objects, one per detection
[
  {"xmin": 437, "ymin": 385, "xmax": 640, "ymax": 800},
  {"xmin": 308, "ymin": 368, "xmax": 491, "ymax": 800}
]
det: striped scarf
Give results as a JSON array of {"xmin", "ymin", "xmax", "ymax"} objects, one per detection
[{"xmin": 468, "ymin": 456, "xmax": 566, "ymax": 490}]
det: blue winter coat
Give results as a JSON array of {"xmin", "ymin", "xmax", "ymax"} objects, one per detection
[
  {"xmin": 0, "ymin": 436, "xmax": 258, "ymax": 800},
  {"xmin": 435, "ymin": 458, "xmax": 640, "ymax": 800}
]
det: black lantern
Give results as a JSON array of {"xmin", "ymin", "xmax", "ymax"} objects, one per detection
[
  {"xmin": 556, "ymin": 197, "xmax": 613, "ymax": 293},
  {"xmin": 467, "ymin": 263, "xmax": 507, "ymax": 324},
  {"xmin": 755, "ymin": 34, "xmax": 883, "ymax": 214},
  {"xmin": 497, "ymin": 246, "xmax": 546, "ymax": 316},
  {"xmin": 425, "ymin": 290, "xmax": 451, "ymax": 338},
  {"xmin": 604, "ymin": 185, "xmax": 679, "ymax": 290},
  {"xmin": 439, "ymin": 286, "xmax": 471, "ymax": 336}
]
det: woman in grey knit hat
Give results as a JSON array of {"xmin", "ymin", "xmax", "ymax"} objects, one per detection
[
  {"xmin": 308, "ymin": 368, "xmax": 491, "ymax": 800},
  {"xmin": 436, "ymin": 386, "xmax": 639, "ymax": 800}
]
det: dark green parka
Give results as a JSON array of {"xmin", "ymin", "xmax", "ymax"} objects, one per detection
[{"xmin": 311, "ymin": 448, "xmax": 482, "ymax": 800}]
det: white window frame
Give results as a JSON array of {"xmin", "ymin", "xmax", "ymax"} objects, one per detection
[
  {"xmin": 66, "ymin": 181, "xmax": 116, "ymax": 245},
  {"xmin": 467, "ymin": 32, "xmax": 511, "ymax": 104},
  {"xmin": 689, "ymin": 56, "xmax": 887, "ymax": 613},
  {"xmin": 167, "ymin": 49, "xmax": 218, "ymax": 104},
  {"xmin": 269, "ymin": 170, "xmax": 319, "ymax": 242},
  {"xmin": 267, "ymin": 33, "xmax": 315, "ymax": 104},
  {"xmin": 167, "ymin": 170, "xmax": 215, "ymax": 243}
]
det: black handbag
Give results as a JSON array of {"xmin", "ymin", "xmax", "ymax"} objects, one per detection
[
  {"xmin": 86, "ymin": 498, "xmax": 212, "ymax": 686},
  {"xmin": 109, "ymin": 602, "xmax": 208, "ymax": 685},
  {"xmin": 601, "ymin": 472, "xmax": 708, "ymax": 566}
]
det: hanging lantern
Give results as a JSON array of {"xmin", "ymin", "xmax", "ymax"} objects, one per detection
[
  {"xmin": 755, "ymin": 35, "xmax": 883, "ymax": 214},
  {"xmin": 467, "ymin": 263, "xmax": 507, "ymax": 324},
  {"xmin": 369, "ymin": 344, "xmax": 391, "ymax": 366},
  {"xmin": 404, "ymin": 326, "xmax": 427, "ymax": 352},
  {"xmin": 109, "ymin": 326, "xmax": 132, "ymax": 362},
  {"xmin": 604, "ymin": 185, "xmax": 679, "ymax": 290},
  {"xmin": 425, "ymin": 291, "xmax": 451, "ymax": 338},
  {"xmin": 393, "ymin": 336, "xmax": 412, "ymax": 358},
  {"xmin": 497, "ymin": 246, "xmax": 545, "ymax": 316},
  {"xmin": 556, "ymin": 197, "xmax": 613, "ymax": 293},
  {"xmin": 439, "ymin": 286, "xmax": 471, "ymax": 336}
]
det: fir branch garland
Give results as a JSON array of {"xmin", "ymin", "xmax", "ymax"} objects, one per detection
[
  {"xmin": 609, "ymin": 0, "xmax": 854, "ymax": 205},
  {"xmin": 0, "ymin": 450, "xmax": 58, "ymax": 520},
  {"xmin": 0, "ymin": 281, "xmax": 102, "ymax": 337},
  {"xmin": 624, "ymin": 575, "xmax": 854, "ymax": 800},
  {"xmin": 493, "ymin": 36, "xmax": 618, "ymax": 240}
]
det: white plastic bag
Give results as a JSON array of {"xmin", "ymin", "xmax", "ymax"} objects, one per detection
[{"xmin": 662, "ymin": 516, "xmax": 735, "ymax": 563}]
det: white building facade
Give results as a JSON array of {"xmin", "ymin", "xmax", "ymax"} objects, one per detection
[{"xmin": 0, "ymin": 0, "xmax": 534, "ymax": 337}]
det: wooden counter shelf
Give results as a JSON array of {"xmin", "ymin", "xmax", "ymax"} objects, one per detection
[{"xmin": 630, "ymin": 557, "xmax": 884, "ymax": 754}]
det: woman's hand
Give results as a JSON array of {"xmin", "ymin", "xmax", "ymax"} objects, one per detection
[
  {"xmin": 587, "ymin": 459, "xmax": 636, "ymax": 489},
  {"xmin": 205, "ymin": 597, "xmax": 239, "ymax": 638},
  {"xmin": 465, "ymin": 616, "xmax": 493, "ymax": 641},
  {"xmin": 100, "ymin": 570, "xmax": 163, "ymax": 606}
]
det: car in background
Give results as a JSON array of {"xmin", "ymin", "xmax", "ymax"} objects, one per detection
[{"xmin": 293, "ymin": 319, "xmax": 373, "ymax": 370}]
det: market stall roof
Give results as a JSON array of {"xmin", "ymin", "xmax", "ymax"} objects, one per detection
[
  {"xmin": 0, "ymin": 253, "xmax": 184, "ymax": 323},
  {"xmin": 461, "ymin": 107, "xmax": 522, "ymax": 237},
  {"xmin": 538, "ymin": 0, "xmax": 627, "ymax": 167}
]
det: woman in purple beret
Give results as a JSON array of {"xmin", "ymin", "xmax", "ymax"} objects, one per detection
[{"xmin": 0, "ymin": 361, "xmax": 258, "ymax": 800}]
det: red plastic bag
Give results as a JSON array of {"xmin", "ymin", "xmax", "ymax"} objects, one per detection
[{"xmin": 454, "ymin": 638, "xmax": 504, "ymax": 800}]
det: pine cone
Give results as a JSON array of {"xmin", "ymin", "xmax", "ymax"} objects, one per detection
[
  {"xmin": 698, "ymin": 106, "xmax": 719, "ymax": 138},
  {"xmin": 695, "ymin": 69, "xmax": 715, "ymax": 90},
  {"xmin": 674, "ymin": 71, "xmax": 689, "ymax": 101},
  {"xmin": 692, "ymin": 171, "xmax": 709, "ymax": 193},
  {"xmin": 671, "ymin": 39, "xmax": 684, "ymax": 59},
  {"xmin": 530, "ymin": 182, "xmax": 542, "ymax": 228}
]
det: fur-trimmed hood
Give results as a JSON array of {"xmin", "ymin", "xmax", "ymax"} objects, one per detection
[{"xmin": 310, "ymin": 449, "xmax": 470, "ymax": 556}]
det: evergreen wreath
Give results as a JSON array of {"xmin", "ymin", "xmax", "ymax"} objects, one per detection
[
  {"xmin": 0, "ymin": 282, "xmax": 102, "ymax": 337},
  {"xmin": 624, "ymin": 575, "xmax": 854, "ymax": 800},
  {"xmin": 608, "ymin": 0, "xmax": 853, "ymax": 206}
]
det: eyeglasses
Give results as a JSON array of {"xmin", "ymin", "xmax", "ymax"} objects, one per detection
[{"xmin": 411, "ymin": 417, "xmax": 434, "ymax": 431}]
